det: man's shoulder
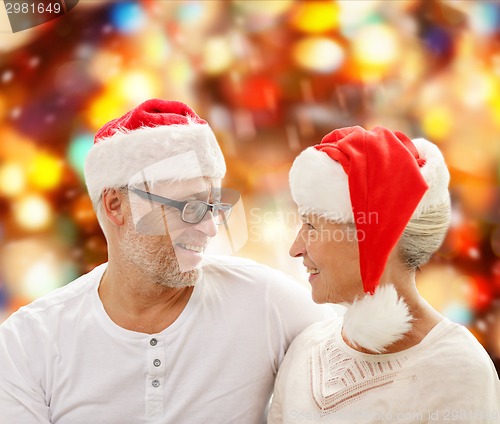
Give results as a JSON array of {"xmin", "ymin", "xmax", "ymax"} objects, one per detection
[
  {"xmin": 1, "ymin": 263, "xmax": 106, "ymax": 325},
  {"xmin": 200, "ymin": 255, "xmax": 318, "ymax": 301},
  {"xmin": 202, "ymin": 254, "xmax": 271, "ymax": 270},
  {"xmin": 201, "ymin": 255, "xmax": 295, "ymax": 284}
]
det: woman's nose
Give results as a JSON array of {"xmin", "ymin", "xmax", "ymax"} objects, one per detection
[{"xmin": 289, "ymin": 228, "xmax": 306, "ymax": 258}]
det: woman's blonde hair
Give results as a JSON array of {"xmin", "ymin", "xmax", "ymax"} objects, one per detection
[{"xmin": 399, "ymin": 204, "xmax": 451, "ymax": 270}]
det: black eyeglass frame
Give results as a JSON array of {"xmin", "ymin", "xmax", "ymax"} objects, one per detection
[{"xmin": 128, "ymin": 187, "xmax": 232, "ymax": 225}]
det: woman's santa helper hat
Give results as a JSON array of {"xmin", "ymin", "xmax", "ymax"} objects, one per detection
[
  {"xmin": 289, "ymin": 126, "xmax": 450, "ymax": 353},
  {"xmin": 84, "ymin": 98, "xmax": 226, "ymax": 204}
]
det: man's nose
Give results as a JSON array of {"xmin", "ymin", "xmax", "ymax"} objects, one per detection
[{"xmin": 194, "ymin": 212, "xmax": 218, "ymax": 237}]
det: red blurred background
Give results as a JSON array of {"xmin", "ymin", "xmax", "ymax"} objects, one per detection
[{"xmin": 0, "ymin": 1, "xmax": 499, "ymax": 373}]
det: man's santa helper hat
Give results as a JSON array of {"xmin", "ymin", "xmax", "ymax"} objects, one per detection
[
  {"xmin": 289, "ymin": 126, "xmax": 450, "ymax": 353},
  {"xmin": 84, "ymin": 98, "xmax": 226, "ymax": 203}
]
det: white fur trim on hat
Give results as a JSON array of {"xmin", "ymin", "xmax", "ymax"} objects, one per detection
[
  {"xmin": 342, "ymin": 284, "xmax": 413, "ymax": 353},
  {"xmin": 127, "ymin": 150, "xmax": 205, "ymax": 188},
  {"xmin": 411, "ymin": 138, "xmax": 450, "ymax": 218},
  {"xmin": 289, "ymin": 138, "xmax": 450, "ymax": 222},
  {"xmin": 84, "ymin": 122, "xmax": 226, "ymax": 203},
  {"xmin": 289, "ymin": 147, "xmax": 353, "ymax": 222}
]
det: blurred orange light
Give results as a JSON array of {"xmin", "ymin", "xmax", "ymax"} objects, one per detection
[
  {"xmin": 0, "ymin": 128, "xmax": 37, "ymax": 161},
  {"xmin": 491, "ymin": 226, "xmax": 500, "ymax": 258},
  {"xmin": 86, "ymin": 69, "xmax": 160, "ymax": 131},
  {"xmin": 290, "ymin": 1, "xmax": 340, "ymax": 34},
  {"xmin": 113, "ymin": 71, "xmax": 161, "ymax": 106},
  {"xmin": 293, "ymin": 37, "xmax": 344, "ymax": 74},
  {"xmin": 0, "ymin": 95, "xmax": 7, "ymax": 120},
  {"xmin": 457, "ymin": 68, "xmax": 498, "ymax": 108},
  {"xmin": 1, "ymin": 238, "xmax": 74, "ymax": 301},
  {"xmin": 6, "ymin": 295, "xmax": 32, "ymax": 316},
  {"xmin": 141, "ymin": 29, "xmax": 171, "ymax": 67},
  {"xmin": 352, "ymin": 24, "xmax": 399, "ymax": 80},
  {"xmin": 89, "ymin": 50, "xmax": 123, "ymax": 84},
  {"xmin": 467, "ymin": 325, "xmax": 485, "ymax": 346},
  {"xmin": 0, "ymin": 162, "xmax": 26, "ymax": 197},
  {"xmin": 486, "ymin": 308, "xmax": 500, "ymax": 357},
  {"xmin": 490, "ymin": 96, "xmax": 500, "ymax": 128},
  {"xmin": 417, "ymin": 264, "xmax": 472, "ymax": 312},
  {"xmin": 459, "ymin": 183, "xmax": 496, "ymax": 218},
  {"xmin": 86, "ymin": 93, "xmax": 126, "ymax": 131},
  {"xmin": 446, "ymin": 220, "xmax": 482, "ymax": 258},
  {"xmin": 420, "ymin": 105, "xmax": 453, "ymax": 141},
  {"xmin": 470, "ymin": 276, "xmax": 493, "ymax": 311},
  {"xmin": 202, "ymin": 36, "xmax": 234, "ymax": 75},
  {"xmin": 235, "ymin": 75, "xmax": 281, "ymax": 111},
  {"xmin": 28, "ymin": 152, "xmax": 63, "ymax": 191},
  {"xmin": 234, "ymin": 0, "xmax": 293, "ymax": 17},
  {"xmin": 13, "ymin": 194, "xmax": 53, "ymax": 231},
  {"xmin": 71, "ymin": 194, "xmax": 99, "ymax": 231},
  {"xmin": 167, "ymin": 57, "xmax": 194, "ymax": 86}
]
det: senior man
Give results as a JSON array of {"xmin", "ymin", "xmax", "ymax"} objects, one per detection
[{"xmin": 0, "ymin": 99, "xmax": 331, "ymax": 423}]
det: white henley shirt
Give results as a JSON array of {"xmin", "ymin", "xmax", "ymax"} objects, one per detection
[{"xmin": 0, "ymin": 255, "xmax": 332, "ymax": 423}]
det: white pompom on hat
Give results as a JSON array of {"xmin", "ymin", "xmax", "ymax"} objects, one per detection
[
  {"xmin": 84, "ymin": 99, "xmax": 226, "ymax": 203},
  {"xmin": 289, "ymin": 126, "xmax": 450, "ymax": 352}
]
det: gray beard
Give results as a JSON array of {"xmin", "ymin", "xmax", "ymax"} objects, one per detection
[
  {"xmin": 153, "ymin": 265, "xmax": 202, "ymax": 289},
  {"xmin": 120, "ymin": 221, "xmax": 203, "ymax": 288}
]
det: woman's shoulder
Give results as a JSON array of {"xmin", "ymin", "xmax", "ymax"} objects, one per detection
[{"xmin": 289, "ymin": 317, "xmax": 343, "ymax": 351}]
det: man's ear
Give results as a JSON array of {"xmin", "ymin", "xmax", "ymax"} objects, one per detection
[{"xmin": 102, "ymin": 188, "xmax": 126, "ymax": 227}]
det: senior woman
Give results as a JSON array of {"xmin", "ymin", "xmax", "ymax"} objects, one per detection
[{"xmin": 268, "ymin": 126, "xmax": 500, "ymax": 423}]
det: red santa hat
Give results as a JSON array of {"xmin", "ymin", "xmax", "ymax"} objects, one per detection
[
  {"xmin": 84, "ymin": 99, "xmax": 226, "ymax": 203},
  {"xmin": 289, "ymin": 126, "xmax": 450, "ymax": 352}
]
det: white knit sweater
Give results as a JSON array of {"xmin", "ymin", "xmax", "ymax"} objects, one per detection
[{"xmin": 269, "ymin": 317, "xmax": 500, "ymax": 423}]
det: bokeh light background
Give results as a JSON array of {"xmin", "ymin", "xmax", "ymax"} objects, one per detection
[{"xmin": 0, "ymin": 0, "xmax": 500, "ymax": 373}]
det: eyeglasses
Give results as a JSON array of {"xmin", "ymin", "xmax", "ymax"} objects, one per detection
[{"xmin": 129, "ymin": 187, "xmax": 232, "ymax": 225}]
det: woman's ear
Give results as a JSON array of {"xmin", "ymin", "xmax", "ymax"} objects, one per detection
[{"xmin": 101, "ymin": 188, "xmax": 126, "ymax": 227}]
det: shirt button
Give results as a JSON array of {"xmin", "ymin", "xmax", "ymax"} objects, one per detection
[
  {"xmin": 153, "ymin": 359, "xmax": 161, "ymax": 367},
  {"xmin": 152, "ymin": 379, "xmax": 160, "ymax": 388},
  {"xmin": 150, "ymin": 338, "xmax": 158, "ymax": 346}
]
